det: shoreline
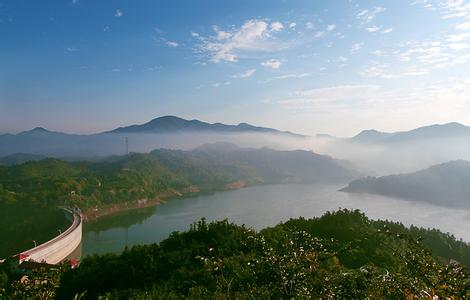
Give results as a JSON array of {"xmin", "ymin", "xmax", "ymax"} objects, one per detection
[{"xmin": 81, "ymin": 180, "xmax": 254, "ymax": 222}]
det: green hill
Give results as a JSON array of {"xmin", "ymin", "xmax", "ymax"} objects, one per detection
[
  {"xmin": 0, "ymin": 144, "xmax": 356, "ymax": 257},
  {"xmin": 3, "ymin": 210, "xmax": 468, "ymax": 299}
]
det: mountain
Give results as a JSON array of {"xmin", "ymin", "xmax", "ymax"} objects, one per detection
[
  {"xmin": 0, "ymin": 116, "xmax": 304, "ymax": 157},
  {"xmin": 106, "ymin": 115, "xmax": 302, "ymax": 136},
  {"xmin": 350, "ymin": 122, "xmax": 470, "ymax": 144},
  {"xmin": 192, "ymin": 142, "xmax": 359, "ymax": 183},
  {"xmin": 340, "ymin": 160, "xmax": 470, "ymax": 208}
]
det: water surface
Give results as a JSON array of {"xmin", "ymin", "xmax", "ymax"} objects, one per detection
[{"xmin": 83, "ymin": 183, "xmax": 470, "ymax": 256}]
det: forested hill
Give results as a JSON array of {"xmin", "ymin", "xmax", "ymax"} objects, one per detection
[
  {"xmin": 0, "ymin": 144, "xmax": 356, "ymax": 215},
  {"xmin": 341, "ymin": 160, "xmax": 470, "ymax": 208},
  {"xmin": 0, "ymin": 143, "xmax": 357, "ymax": 212},
  {"xmin": 4, "ymin": 210, "xmax": 468, "ymax": 298},
  {"xmin": 0, "ymin": 144, "xmax": 358, "ymax": 257}
]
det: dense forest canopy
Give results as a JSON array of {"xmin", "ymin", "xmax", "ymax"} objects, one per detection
[{"xmin": 1, "ymin": 210, "xmax": 468, "ymax": 299}]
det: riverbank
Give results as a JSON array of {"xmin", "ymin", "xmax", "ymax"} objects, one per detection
[{"xmin": 81, "ymin": 180, "xmax": 255, "ymax": 222}]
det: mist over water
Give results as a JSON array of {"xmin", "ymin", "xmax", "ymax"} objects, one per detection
[{"xmin": 83, "ymin": 183, "xmax": 470, "ymax": 256}]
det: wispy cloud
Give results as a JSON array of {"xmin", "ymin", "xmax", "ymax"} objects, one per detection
[
  {"xmin": 356, "ymin": 7, "xmax": 386, "ymax": 24},
  {"xmin": 261, "ymin": 72, "xmax": 312, "ymax": 83},
  {"xmin": 212, "ymin": 81, "xmax": 231, "ymax": 88},
  {"xmin": 232, "ymin": 68, "xmax": 256, "ymax": 79},
  {"xmin": 366, "ymin": 26, "xmax": 381, "ymax": 33},
  {"xmin": 279, "ymin": 85, "xmax": 382, "ymax": 108},
  {"xmin": 196, "ymin": 19, "xmax": 287, "ymax": 63},
  {"xmin": 448, "ymin": 32, "xmax": 470, "ymax": 42},
  {"xmin": 276, "ymin": 79, "xmax": 470, "ymax": 131},
  {"xmin": 360, "ymin": 62, "xmax": 399, "ymax": 79},
  {"xmin": 456, "ymin": 22, "xmax": 470, "ymax": 30},
  {"xmin": 261, "ymin": 58, "xmax": 282, "ymax": 69},
  {"xmin": 351, "ymin": 42, "xmax": 364, "ymax": 53}
]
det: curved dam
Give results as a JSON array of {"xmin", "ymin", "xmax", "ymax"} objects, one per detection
[{"xmin": 18, "ymin": 207, "xmax": 82, "ymax": 265}]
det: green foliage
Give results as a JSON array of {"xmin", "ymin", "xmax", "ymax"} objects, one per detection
[
  {"xmin": 0, "ymin": 151, "xmax": 264, "ymax": 257},
  {"xmin": 49, "ymin": 210, "xmax": 470, "ymax": 299}
]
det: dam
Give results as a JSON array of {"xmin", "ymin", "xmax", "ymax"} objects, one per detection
[{"xmin": 17, "ymin": 207, "xmax": 82, "ymax": 265}]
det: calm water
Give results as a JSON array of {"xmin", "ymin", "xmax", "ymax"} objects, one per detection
[{"xmin": 83, "ymin": 183, "xmax": 470, "ymax": 256}]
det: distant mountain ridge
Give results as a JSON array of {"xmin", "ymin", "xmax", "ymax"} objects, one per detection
[
  {"xmin": 0, "ymin": 116, "xmax": 304, "ymax": 157},
  {"xmin": 106, "ymin": 115, "xmax": 300, "ymax": 135},
  {"xmin": 350, "ymin": 122, "xmax": 470, "ymax": 144},
  {"xmin": 341, "ymin": 160, "xmax": 470, "ymax": 208}
]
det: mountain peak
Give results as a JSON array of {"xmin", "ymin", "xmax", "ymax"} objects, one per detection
[
  {"xmin": 106, "ymin": 116, "xmax": 299, "ymax": 136},
  {"xmin": 352, "ymin": 129, "xmax": 391, "ymax": 142},
  {"xmin": 21, "ymin": 127, "xmax": 51, "ymax": 134}
]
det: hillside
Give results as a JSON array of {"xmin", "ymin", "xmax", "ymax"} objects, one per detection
[
  {"xmin": 0, "ymin": 144, "xmax": 357, "ymax": 257},
  {"xmin": 0, "ymin": 153, "xmax": 47, "ymax": 166},
  {"xmin": 3, "ymin": 210, "xmax": 468, "ymax": 298},
  {"xmin": 341, "ymin": 160, "xmax": 470, "ymax": 208}
]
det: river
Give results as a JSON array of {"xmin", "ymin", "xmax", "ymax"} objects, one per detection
[{"xmin": 82, "ymin": 183, "xmax": 470, "ymax": 256}]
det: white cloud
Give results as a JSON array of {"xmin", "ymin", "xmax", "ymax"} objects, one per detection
[
  {"xmin": 448, "ymin": 42, "xmax": 470, "ymax": 50},
  {"xmin": 232, "ymin": 68, "xmax": 257, "ymax": 79},
  {"xmin": 381, "ymin": 27, "xmax": 393, "ymax": 34},
  {"xmin": 65, "ymin": 47, "xmax": 78, "ymax": 52},
  {"xmin": 271, "ymin": 21, "xmax": 284, "ymax": 32},
  {"xmin": 275, "ymin": 73, "xmax": 311, "ymax": 80},
  {"xmin": 456, "ymin": 22, "xmax": 470, "ymax": 30},
  {"xmin": 261, "ymin": 73, "xmax": 312, "ymax": 83},
  {"xmin": 212, "ymin": 81, "xmax": 231, "ymax": 88},
  {"xmin": 366, "ymin": 26, "xmax": 381, "ymax": 33},
  {"xmin": 166, "ymin": 41, "xmax": 179, "ymax": 48},
  {"xmin": 191, "ymin": 31, "xmax": 200, "ymax": 37},
  {"xmin": 115, "ymin": 9, "xmax": 123, "ymax": 17},
  {"xmin": 360, "ymin": 62, "xmax": 399, "ymax": 79},
  {"xmin": 356, "ymin": 7, "xmax": 386, "ymax": 24},
  {"xmin": 261, "ymin": 58, "xmax": 282, "ymax": 69},
  {"xmin": 289, "ymin": 22, "xmax": 297, "ymax": 28},
  {"xmin": 403, "ymin": 66, "xmax": 429, "ymax": 76},
  {"xmin": 371, "ymin": 50, "xmax": 385, "ymax": 56},
  {"xmin": 197, "ymin": 19, "xmax": 286, "ymax": 63},
  {"xmin": 314, "ymin": 31, "xmax": 325, "ymax": 38},
  {"xmin": 418, "ymin": 0, "xmax": 470, "ymax": 20},
  {"xmin": 305, "ymin": 22, "xmax": 314, "ymax": 29},
  {"xmin": 351, "ymin": 42, "xmax": 364, "ymax": 52},
  {"xmin": 103, "ymin": 26, "xmax": 111, "ymax": 32},
  {"xmin": 448, "ymin": 32, "xmax": 470, "ymax": 42},
  {"xmin": 327, "ymin": 24, "xmax": 336, "ymax": 31}
]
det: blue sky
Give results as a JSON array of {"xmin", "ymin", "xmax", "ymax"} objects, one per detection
[{"xmin": 1, "ymin": 0, "xmax": 470, "ymax": 136}]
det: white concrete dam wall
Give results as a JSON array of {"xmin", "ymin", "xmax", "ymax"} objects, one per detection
[{"xmin": 20, "ymin": 208, "xmax": 82, "ymax": 265}]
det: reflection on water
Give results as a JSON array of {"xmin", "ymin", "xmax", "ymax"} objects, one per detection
[
  {"xmin": 83, "ymin": 183, "xmax": 470, "ymax": 256},
  {"xmin": 85, "ymin": 206, "xmax": 157, "ymax": 233}
]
